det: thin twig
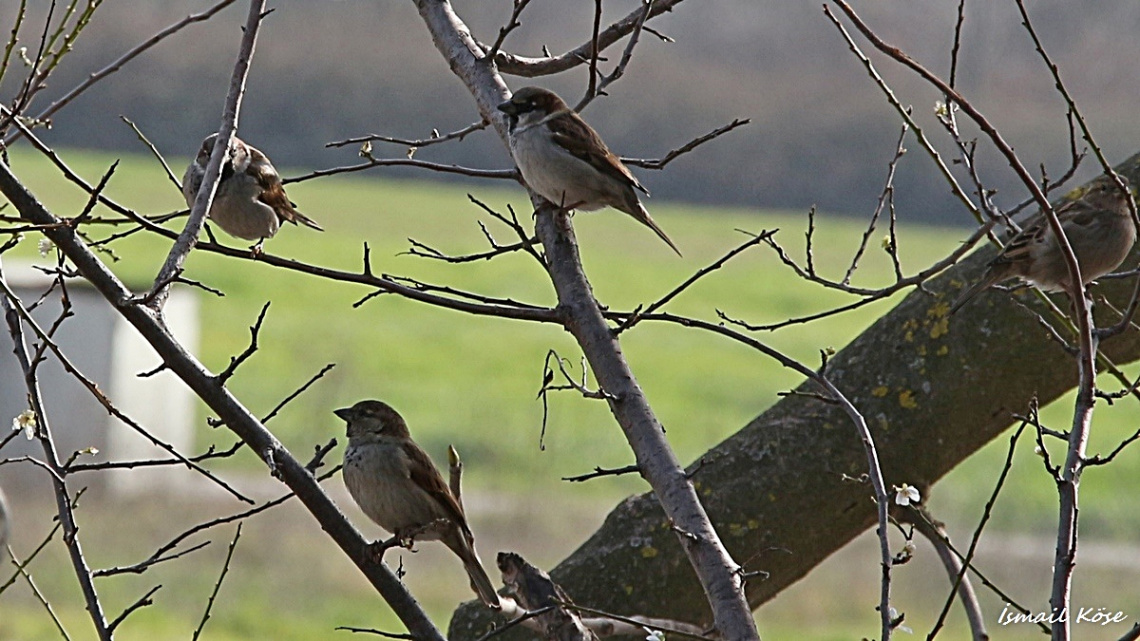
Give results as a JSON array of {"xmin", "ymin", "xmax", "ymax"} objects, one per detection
[
  {"xmin": 3, "ymin": 0, "xmax": 239, "ymax": 146},
  {"xmin": 191, "ymin": 524, "xmax": 242, "ymax": 641},
  {"xmin": 107, "ymin": 585, "xmax": 162, "ymax": 635},
  {"xmin": 562, "ymin": 464, "xmax": 640, "ymax": 483},
  {"xmin": 148, "ymin": 0, "xmax": 268, "ymax": 311},
  {"xmin": 121, "ymin": 115, "xmax": 183, "ymax": 191},
  {"xmin": 326, "ymin": 118, "xmax": 489, "ymax": 151}
]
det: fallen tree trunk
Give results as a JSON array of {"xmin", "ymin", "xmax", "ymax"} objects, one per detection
[{"xmin": 450, "ymin": 155, "xmax": 1140, "ymax": 638}]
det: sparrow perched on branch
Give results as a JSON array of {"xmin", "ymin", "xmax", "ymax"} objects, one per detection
[
  {"xmin": 182, "ymin": 133, "xmax": 322, "ymax": 247},
  {"xmin": 498, "ymin": 86, "xmax": 681, "ymax": 256},
  {"xmin": 336, "ymin": 400, "xmax": 500, "ymax": 608},
  {"xmin": 951, "ymin": 175, "xmax": 1136, "ymax": 314}
]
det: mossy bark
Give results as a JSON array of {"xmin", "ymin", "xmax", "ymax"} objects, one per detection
[{"xmin": 449, "ymin": 155, "xmax": 1140, "ymax": 639}]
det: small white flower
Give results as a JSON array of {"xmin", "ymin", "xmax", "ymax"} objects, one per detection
[
  {"xmin": 903, "ymin": 540, "xmax": 916, "ymax": 556},
  {"xmin": 894, "ymin": 483, "xmax": 921, "ymax": 506},
  {"xmin": 889, "ymin": 607, "xmax": 913, "ymax": 634},
  {"xmin": 38, "ymin": 238, "xmax": 53, "ymax": 257},
  {"xmin": 1034, "ymin": 445, "xmax": 1046, "ymax": 458},
  {"xmin": 79, "ymin": 447, "xmax": 99, "ymax": 456},
  {"xmin": 645, "ymin": 630, "xmax": 665, "ymax": 641},
  {"xmin": 12, "ymin": 409, "xmax": 37, "ymax": 440}
]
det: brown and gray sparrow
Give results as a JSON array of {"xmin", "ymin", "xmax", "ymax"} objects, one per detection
[
  {"xmin": 951, "ymin": 175, "xmax": 1136, "ymax": 314},
  {"xmin": 336, "ymin": 400, "xmax": 500, "ymax": 608},
  {"xmin": 498, "ymin": 86, "xmax": 681, "ymax": 256},
  {"xmin": 182, "ymin": 133, "xmax": 322, "ymax": 247}
]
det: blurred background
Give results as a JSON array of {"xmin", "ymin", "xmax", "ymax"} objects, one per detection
[
  {"xmin": 5, "ymin": 0, "xmax": 1140, "ymax": 221},
  {"xmin": 2, "ymin": 0, "xmax": 1140, "ymax": 639}
]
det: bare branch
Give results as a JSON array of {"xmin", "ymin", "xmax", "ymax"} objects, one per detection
[
  {"xmin": 2, "ymin": 0, "xmax": 239, "ymax": 146},
  {"xmin": 6, "ymin": 546, "xmax": 74, "ymax": 640},
  {"xmin": 617, "ymin": 228, "xmax": 773, "ymax": 333},
  {"xmin": 217, "ymin": 301, "xmax": 271, "ymax": 384},
  {"xmin": 121, "ymin": 115, "xmax": 183, "ymax": 192},
  {"xmin": 561, "ymin": 464, "xmax": 639, "ymax": 483},
  {"xmin": 107, "ymin": 585, "xmax": 162, "ymax": 635},
  {"xmin": 623, "ymin": 119, "xmax": 750, "ymax": 170},
  {"xmin": 284, "ymin": 157, "xmax": 517, "ymax": 184},
  {"xmin": 1, "ymin": 267, "xmax": 110, "ymax": 639},
  {"xmin": 0, "ymin": 147, "xmax": 445, "ymax": 641},
  {"xmin": 487, "ymin": 0, "xmax": 684, "ymax": 77},
  {"xmin": 326, "ymin": 118, "xmax": 489, "ymax": 151},
  {"xmin": 191, "ymin": 524, "xmax": 242, "ymax": 641},
  {"xmin": 0, "ymin": 274, "xmax": 252, "ymax": 502},
  {"xmin": 482, "ymin": 0, "xmax": 533, "ymax": 63},
  {"xmin": 148, "ymin": 0, "xmax": 268, "ymax": 310}
]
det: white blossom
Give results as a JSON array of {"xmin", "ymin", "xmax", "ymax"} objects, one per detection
[
  {"xmin": 12, "ymin": 409, "xmax": 37, "ymax": 440},
  {"xmin": 894, "ymin": 483, "xmax": 920, "ymax": 506}
]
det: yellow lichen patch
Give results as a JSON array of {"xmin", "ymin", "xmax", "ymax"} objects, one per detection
[
  {"xmin": 729, "ymin": 523, "xmax": 745, "ymax": 536},
  {"xmin": 929, "ymin": 316, "xmax": 949, "ymax": 339},
  {"xmin": 872, "ymin": 386, "xmax": 889, "ymax": 397},
  {"xmin": 748, "ymin": 519, "xmax": 760, "ymax": 530},
  {"xmin": 927, "ymin": 301, "xmax": 950, "ymax": 318},
  {"xmin": 917, "ymin": 345, "xmax": 927, "ymax": 356},
  {"xmin": 898, "ymin": 390, "xmax": 918, "ymax": 409},
  {"xmin": 901, "ymin": 318, "xmax": 919, "ymax": 343},
  {"xmin": 624, "ymin": 585, "xmax": 634, "ymax": 595},
  {"xmin": 641, "ymin": 546, "xmax": 659, "ymax": 559},
  {"xmin": 937, "ymin": 345, "xmax": 949, "ymax": 356}
]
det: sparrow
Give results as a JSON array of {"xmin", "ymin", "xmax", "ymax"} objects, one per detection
[
  {"xmin": 497, "ymin": 86, "xmax": 681, "ymax": 256},
  {"xmin": 951, "ymin": 175, "xmax": 1136, "ymax": 314},
  {"xmin": 182, "ymin": 133, "xmax": 322, "ymax": 248},
  {"xmin": 336, "ymin": 400, "xmax": 500, "ymax": 608}
]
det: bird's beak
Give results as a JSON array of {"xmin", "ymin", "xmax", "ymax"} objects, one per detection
[
  {"xmin": 497, "ymin": 99, "xmax": 518, "ymax": 116},
  {"xmin": 333, "ymin": 408, "xmax": 353, "ymax": 422}
]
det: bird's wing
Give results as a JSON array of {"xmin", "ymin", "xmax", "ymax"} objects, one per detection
[
  {"xmin": 547, "ymin": 111, "xmax": 647, "ymax": 194},
  {"xmin": 250, "ymin": 159, "xmax": 323, "ymax": 230},
  {"xmin": 249, "ymin": 160, "xmax": 291, "ymax": 211},
  {"xmin": 402, "ymin": 441, "xmax": 472, "ymax": 538},
  {"xmin": 995, "ymin": 199, "xmax": 1097, "ymax": 267}
]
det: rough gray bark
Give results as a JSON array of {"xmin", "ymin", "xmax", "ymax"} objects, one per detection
[{"xmin": 450, "ymin": 155, "xmax": 1140, "ymax": 637}]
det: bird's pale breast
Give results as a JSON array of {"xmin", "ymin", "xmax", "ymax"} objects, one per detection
[
  {"xmin": 208, "ymin": 173, "xmax": 281, "ymax": 241},
  {"xmin": 343, "ymin": 440, "xmax": 446, "ymax": 539},
  {"xmin": 510, "ymin": 126, "xmax": 621, "ymax": 211}
]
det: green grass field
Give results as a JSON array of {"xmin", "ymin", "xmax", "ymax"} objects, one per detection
[{"xmin": 2, "ymin": 146, "xmax": 1139, "ymax": 639}]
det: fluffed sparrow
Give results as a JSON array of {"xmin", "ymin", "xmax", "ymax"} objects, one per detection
[
  {"xmin": 182, "ymin": 133, "xmax": 322, "ymax": 247},
  {"xmin": 498, "ymin": 86, "xmax": 681, "ymax": 256},
  {"xmin": 951, "ymin": 175, "xmax": 1136, "ymax": 314},
  {"xmin": 336, "ymin": 400, "xmax": 500, "ymax": 608}
]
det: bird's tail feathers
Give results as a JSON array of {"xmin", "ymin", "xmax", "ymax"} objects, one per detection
[
  {"xmin": 633, "ymin": 203, "xmax": 682, "ymax": 257},
  {"xmin": 448, "ymin": 533, "xmax": 501, "ymax": 609},
  {"xmin": 284, "ymin": 207, "xmax": 324, "ymax": 232},
  {"xmin": 949, "ymin": 272, "xmax": 1001, "ymax": 315}
]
